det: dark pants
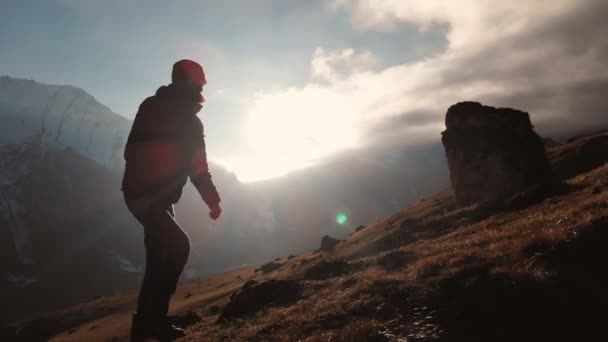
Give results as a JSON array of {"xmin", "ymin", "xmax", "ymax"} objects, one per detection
[{"xmin": 124, "ymin": 193, "xmax": 190, "ymax": 321}]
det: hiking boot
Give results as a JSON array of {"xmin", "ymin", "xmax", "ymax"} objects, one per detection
[{"xmin": 131, "ymin": 313, "xmax": 186, "ymax": 342}]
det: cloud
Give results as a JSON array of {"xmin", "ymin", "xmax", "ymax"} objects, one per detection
[
  {"xmin": 332, "ymin": 0, "xmax": 608, "ymax": 121},
  {"xmin": 241, "ymin": 0, "xmax": 608, "ymax": 167},
  {"xmin": 311, "ymin": 47, "xmax": 379, "ymax": 82},
  {"xmin": 330, "ymin": 0, "xmax": 580, "ymax": 50}
]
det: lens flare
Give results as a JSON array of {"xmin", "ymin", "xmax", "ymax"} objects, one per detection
[{"xmin": 336, "ymin": 213, "xmax": 348, "ymax": 225}]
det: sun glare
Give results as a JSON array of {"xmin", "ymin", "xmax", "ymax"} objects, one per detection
[{"xmin": 227, "ymin": 88, "xmax": 360, "ymax": 182}]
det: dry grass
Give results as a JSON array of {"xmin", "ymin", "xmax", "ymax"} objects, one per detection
[
  {"xmin": 14, "ymin": 135, "xmax": 608, "ymax": 341},
  {"xmin": 175, "ymin": 162, "xmax": 608, "ymax": 341}
]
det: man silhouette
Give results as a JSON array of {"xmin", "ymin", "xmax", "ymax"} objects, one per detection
[{"xmin": 122, "ymin": 59, "xmax": 222, "ymax": 341}]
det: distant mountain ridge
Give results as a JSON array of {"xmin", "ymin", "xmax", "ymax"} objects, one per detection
[
  {"xmin": 0, "ymin": 77, "xmax": 140, "ymax": 323},
  {"xmin": 0, "ymin": 76, "xmax": 130, "ymax": 169}
]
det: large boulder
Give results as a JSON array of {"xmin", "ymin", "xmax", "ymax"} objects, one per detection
[{"xmin": 441, "ymin": 102, "xmax": 552, "ymax": 206}]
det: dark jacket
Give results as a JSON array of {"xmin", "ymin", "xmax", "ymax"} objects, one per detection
[{"xmin": 121, "ymin": 84, "xmax": 220, "ymax": 208}]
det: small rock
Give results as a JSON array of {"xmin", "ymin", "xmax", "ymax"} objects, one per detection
[
  {"xmin": 218, "ymin": 279, "xmax": 300, "ymax": 322},
  {"xmin": 321, "ymin": 235, "xmax": 340, "ymax": 252},
  {"xmin": 169, "ymin": 311, "xmax": 202, "ymax": 328},
  {"xmin": 355, "ymin": 225, "xmax": 366, "ymax": 232},
  {"xmin": 260, "ymin": 261, "xmax": 282, "ymax": 274}
]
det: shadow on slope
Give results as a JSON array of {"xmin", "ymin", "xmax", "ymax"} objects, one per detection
[{"xmin": 367, "ymin": 216, "xmax": 608, "ymax": 342}]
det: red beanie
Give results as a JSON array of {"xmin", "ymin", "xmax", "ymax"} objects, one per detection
[{"xmin": 172, "ymin": 59, "xmax": 206, "ymax": 87}]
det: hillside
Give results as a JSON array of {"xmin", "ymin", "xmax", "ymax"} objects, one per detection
[{"xmin": 3, "ymin": 131, "xmax": 606, "ymax": 341}]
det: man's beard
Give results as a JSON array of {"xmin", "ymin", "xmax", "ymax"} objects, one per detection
[
  {"xmin": 195, "ymin": 92, "xmax": 205, "ymax": 104},
  {"xmin": 178, "ymin": 85, "xmax": 204, "ymax": 104}
]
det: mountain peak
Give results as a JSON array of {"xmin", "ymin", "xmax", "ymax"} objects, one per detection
[{"xmin": 0, "ymin": 76, "xmax": 130, "ymax": 170}]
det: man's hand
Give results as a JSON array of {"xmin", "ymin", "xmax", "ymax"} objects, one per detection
[{"xmin": 209, "ymin": 204, "xmax": 222, "ymax": 220}]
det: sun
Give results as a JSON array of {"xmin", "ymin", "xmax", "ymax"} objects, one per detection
[{"xmin": 227, "ymin": 89, "xmax": 358, "ymax": 182}]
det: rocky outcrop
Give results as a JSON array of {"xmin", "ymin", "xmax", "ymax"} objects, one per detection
[{"xmin": 441, "ymin": 102, "xmax": 552, "ymax": 206}]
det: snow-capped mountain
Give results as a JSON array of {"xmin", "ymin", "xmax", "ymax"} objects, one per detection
[
  {"xmin": 0, "ymin": 76, "xmax": 130, "ymax": 170},
  {"xmin": 0, "ymin": 77, "xmax": 141, "ymax": 324},
  {"xmin": 0, "ymin": 76, "xmax": 136, "ymax": 271}
]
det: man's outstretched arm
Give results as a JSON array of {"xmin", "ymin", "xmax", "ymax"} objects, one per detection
[{"xmin": 189, "ymin": 133, "xmax": 222, "ymax": 220}]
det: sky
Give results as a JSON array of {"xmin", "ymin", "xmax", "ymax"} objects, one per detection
[{"xmin": 1, "ymin": 0, "xmax": 607, "ymax": 181}]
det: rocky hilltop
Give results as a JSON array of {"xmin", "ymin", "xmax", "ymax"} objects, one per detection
[{"xmin": 441, "ymin": 102, "xmax": 552, "ymax": 206}]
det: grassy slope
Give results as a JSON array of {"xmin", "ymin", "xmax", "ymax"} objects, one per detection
[{"xmin": 8, "ymin": 133, "xmax": 608, "ymax": 342}]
